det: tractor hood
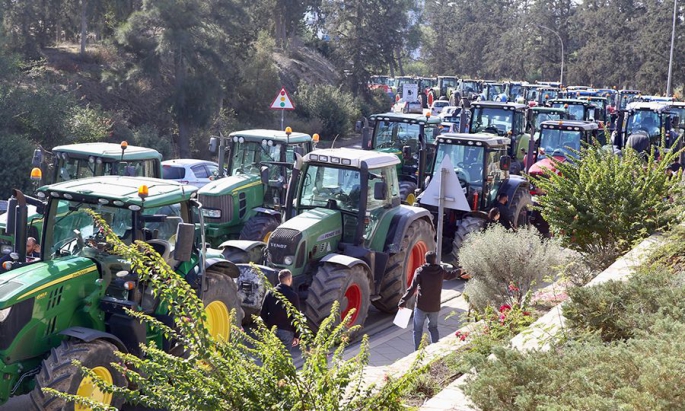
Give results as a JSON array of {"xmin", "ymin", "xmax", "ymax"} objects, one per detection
[
  {"xmin": 0, "ymin": 257, "xmax": 98, "ymax": 307},
  {"xmin": 529, "ymin": 156, "xmax": 565, "ymax": 176},
  {"xmin": 198, "ymin": 173, "xmax": 262, "ymax": 197}
]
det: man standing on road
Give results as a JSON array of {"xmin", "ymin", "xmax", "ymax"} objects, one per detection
[
  {"xmin": 260, "ymin": 269, "xmax": 301, "ymax": 348},
  {"xmin": 399, "ymin": 251, "xmax": 463, "ymax": 351},
  {"xmin": 495, "ymin": 193, "xmax": 514, "ymax": 230}
]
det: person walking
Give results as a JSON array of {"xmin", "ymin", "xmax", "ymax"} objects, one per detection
[
  {"xmin": 495, "ymin": 193, "xmax": 514, "ymax": 229},
  {"xmin": 260, "ymin": 269, "xmax": 301, "ymax": 348},
  {"xmin": 398, "ymin": 251, "xmax": 462, "ymax": 351}
]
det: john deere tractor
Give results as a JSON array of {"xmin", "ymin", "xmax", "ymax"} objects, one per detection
[
  {"xmin": 199, "ymin": 129, "xmax": 313, "ymax": 250},
  {"xmin": 227, "ymin": 148, "xmax": 436, "ymax": 331},
  {"xmin": 362, "ymin": 113, "xmax": 442, "ymax": 204},
  {"xmin": 0, "ymin": 176, "xmax": 244, "ymax": 408},
  {"xmin": 418, "ymin": 133, "xmax": 531, "ymax": 264}
]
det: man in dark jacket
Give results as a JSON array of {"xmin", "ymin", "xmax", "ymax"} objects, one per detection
[
  {"xmin": 260, "ymin": 269, "xmax": 301, "ymax": 348},
  {"xmin": 495, "ymin": 193, "xmax": 514, "ymax": 230},
  {"xmin": 399, "ymin": 251, "xmax": 462, "ymax": 351}
]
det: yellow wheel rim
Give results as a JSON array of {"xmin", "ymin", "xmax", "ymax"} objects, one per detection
[
  {"xmin": 75, "ymin": 366, "xmax": 114, "ymax": 411},
  {"xmin": 205, "ymin": 300, "xmax": 230, "ymax": 342},
  {"xmin": 263, "ymin": 231, "xmax": 272, "ymax": 243},
  {"xmin": 405, "ymin": 193, "xmax": 416, "ymax": 205}
]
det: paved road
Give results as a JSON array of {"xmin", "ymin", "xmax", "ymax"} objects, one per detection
[{"xmin": 3, "ymin": 279, "xmax": 467, "ymax": 411}]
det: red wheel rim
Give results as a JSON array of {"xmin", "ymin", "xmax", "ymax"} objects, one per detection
[
  {"xmin": 406, "ymin": 240, "xmax": 429, "ymax": 287},
  {"xmin": 342, "ymin": 283, "xmax": 362, "ymax": 325}
]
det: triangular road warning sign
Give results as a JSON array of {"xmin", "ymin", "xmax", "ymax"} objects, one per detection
[
  {"xmin": 418, "ymin": 154, "xmax": 471, "ymax": 211},
  {"xmin": 270, "ymin": 87, "xmax": 295, "ymax": 110}
]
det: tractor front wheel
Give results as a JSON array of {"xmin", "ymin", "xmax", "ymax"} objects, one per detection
[
  {"xmin": 399, "ymin": 181, "xmax": 418, "ymax": 205},
  {"xmin": 202, "ymin": 271, "xmax": 244, "ymax": 339},
  {"xmin": 373, "ymin": 218, "xmax": 435, "ymax": 313},
  {"xmin": 450, "ymin": 216, "xmax": 487, "ymax": 265},
  {"xmin": 509, "ymin": 185, "xmax": 532, "ymax": 229},
  {"xmin": 30, "ymin": 339, "xmax": 127, "ymax": 411},
  {"xmin": 305, "ymin": 263, "xmax": 370, "ymax": 336},
  {"xmin": 239, "ymin": 214, "xmax": 281, "ymax": 242}
]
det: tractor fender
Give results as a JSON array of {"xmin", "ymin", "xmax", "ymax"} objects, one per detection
[
  {"xmin": 252, "ymin": 207, "xmax": 281, "ymax": 217},
  {"xmin": 205, "ymin": 258, "xmax": 240, "ymax": 279},
  {"xmin": 59, "ymin": 326, "xmax": 128, "ymax": 353},
  {"xmin": 499, "ymin": 175, "xmax": 529, "ymax": 199},
  {"xmin": 384, "ymin": 207, "xmax": 434, "ymax": 254},
  {"xmin": 320, "ymin": 253, "xmax": 373, "ymax": 284},
  {"xmin": 218, "ymin": 239, "xmax": 266, "ymax": 252}
]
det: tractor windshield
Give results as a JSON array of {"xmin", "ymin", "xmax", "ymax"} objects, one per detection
[
  {"xmin": 373, "ymin": 121, "xmax": 425, "ymax": 150},
  {"xmin": 442, "ymin": 78, "xmax": 457, "ymax": 89},
  {"xmin": 552, "ymin": 103, "xmax": 586, "ymax": 121},
  {"xmin": 45, "ymin": 199, "xmax": 184, "ymax": 260},
  {"xmin": 471, "ymin": 107, "xmax": 513, "ymax": 135},
  {"xmin": 626, "ymin": 110, "xmax": 662, "ymax": 140},
  {"xmin": 299, "ymin": 165, "xmax": 362, "ymax": 211},
  {"xmin": 539, "ymin": 129, "xmax": 582, "ymax": 158},
  {"xmin": 433, "ymin": 144, "xmax": 484, "ymax": 185},
  {"xmin": 461, "ymin": 81, "xmax": 480, "ymax": 94},
  {"xmin": 508, "ymin": 84, "xmax": 524, "ymax": 100},
  {"xmin": 533, "ymin": 112, "xmax": 563, "ymax": 129},
  {"xmin": 231, "ymin": 141, "xmax": 284, "ymax": 175},
  {"xmin": 619, "ymin": 93, "xmax": 640, "ymax": 110},
  {"xmin": 56, "ymin": 158, "xmax": 159, "ymax": 183}
]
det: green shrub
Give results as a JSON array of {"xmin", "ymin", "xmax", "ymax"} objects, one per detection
[
  {"xmin": 359, "ymin": 89, "xmax": 393, "ymax": 118},
  {"xmin": 294, "ymin": 83, "xmax": 360, "ymax": 140},
  {"xmin": 535, "ymin": 144, "xmax": 684, "ymax": 265},
  {"xmin": 459, "ymin": 225, "xmax": 568, "ymax": 311},
  {"xmin": 66, "ymin": 104, "xmax": 113, "ymax": 143},
  {"xmin": 0, "ymin": 134, "xmax": 36, "ymax": 199}
]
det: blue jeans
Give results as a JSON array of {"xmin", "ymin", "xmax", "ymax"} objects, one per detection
[
  {"xmin": 413, "ymin": 307, "xmax": 439, "ymax": 351},
  {"xmin": 275, "ymin": 328, "xmax": 295, "ymax": 348}
]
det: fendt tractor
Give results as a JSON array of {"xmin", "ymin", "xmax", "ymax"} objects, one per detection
[
  {"xmin": 198, "ymin": 129, "xmax": 313, "ymax": 249},
  {"xmin": 418, "ymin": 133, "xmax": 532, "ymax": 264},
  {"xmin": 0, "ymin": 141, "xmax": 163, "ymax": 252},
  {"xmin": 362, "ymin": 113, "xmax": 442, "ymax": 204},
  {"xmin": 0, "ymin": 176, "xmax": 245, "ymax": 409},
  {"xmin": 468, "ymin": 101, "xmax": 531, "ymax": 174},
  {"xmin": 528, "ymin": 120, "xmax": 601, "ymax": 236},
  {"xmin": 228, "ymin": 148, "xmax": 436, "ymax": 331}
]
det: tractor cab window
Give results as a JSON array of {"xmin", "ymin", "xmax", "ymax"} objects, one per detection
[
  {"xmin": 471, "ymin": 108, "xmax": 513, "ymax": 135},
  {"xmin": 299, "ymin": 164, "xmax": 361, "ymax": 212},
  {"xmin": 55, "ymin": 158, "xmax": 159, "ymax": 182},
  {"xmin": 626, "ymin": 110, "xmax": 662, "ymax": 140},
  {"xmin": 461, "ymin": 81, "xmax": 479, "ymax": 94},
  {"xmin": 433, "ymin": 144, "xmax": 485, "ymax": 186},
  {"xmin": 533, "ymin": 112, "xmax": 562, "ymax": 129},
  {"xmin": 539, "ymin": 129, "xmax": 582, "ymax": 158},
  {"xmin": 485, "ymin": 150, "xmax": 505, "ymax": 206},
  {"xmin": 231, "ymin": 141, "xmax": 282, "ymax": 175},
  {"xmin": 374, "ymin": 121, "xmax": 421, "ymax": 151},
  {"xmin": 514, "ymin": 112, "xmax": 526, "ymax": 135}
]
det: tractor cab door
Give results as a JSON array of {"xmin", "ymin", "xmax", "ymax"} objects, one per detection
[
  {"xmin": 484, "ymin": 150, "xmax": 506, "ymax": 209},
  {"xmin": 363, "ymin": 167, "xmax": 399, "ymax": 247}
]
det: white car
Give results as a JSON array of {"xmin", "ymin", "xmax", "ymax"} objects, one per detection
[
  {"xmin": 162, "ymin": 159, "xmax": 220, "ymax": 188},
  {"xmin": 430, "ymin": 100, "xmax": 450, "ymax": 116}
]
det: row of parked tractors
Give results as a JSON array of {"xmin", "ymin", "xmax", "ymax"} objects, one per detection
[{"xmin": 0, "ymin": 85, "xmax": 682, "ymax": 408}]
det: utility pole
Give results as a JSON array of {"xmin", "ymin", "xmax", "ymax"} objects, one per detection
[
  {"xmin": 667, "ymin": 0, "xmax": 677, "ymax": 96},
  {"xmin": 536, "ymin": 25, "xmax": 564, "ymax": 86}
]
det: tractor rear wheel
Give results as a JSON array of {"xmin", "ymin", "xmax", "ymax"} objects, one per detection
[
  {"xmin": 399, "ymin": 181, "xmax": 418, "ymax": 205},
  {"xmin": 305, "ymin": 263, "xmax": 370, "ymax": 335},
  {"xmin": 30, "ymin": 339, "xmax": 126, "ymax": 411},
  {"xmin": 509, "ymin": 185, "xmax": 532, "ymax": 229},
  {"xmin": 373, "ymin": 218, "xmax": 435, "ymax": 313},
  {"xmin": 450, "ymin": 216, "xmax": 487, "ymax": 265},
  {"xmin": 202, "ymin": 271, "xmax": 244, "ymax": 339},
  {"xmin": 239, "ymin": 214, "xmax": 281, "ymax": 242}
]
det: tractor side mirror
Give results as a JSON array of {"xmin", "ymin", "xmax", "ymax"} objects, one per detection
[
  {"xmin": 362, "ymin": 127, "xmax": 372, "ymax": 150},
  {"xmin": 402, "ymin": 145, "xmax": 412, "ymax": 159},
  {"xmin": 499, "ymin": 155, "xmax": 511, "ymax": 171},
  {"xmin": 260, "ymin": 166, "xmax": 269, "ymax": 186},
  {"xmin": 373, "ymin": 181, "xmax": 386, "ymax": 200},
  {"xmin": 209, "ymin": 137, "xmax": 219, "ymax": 154},
  {"xmin": 32, "ymin": 148, "xmax": 43, "ymax": 167},
  {"xmin": 293, "ymin": 146, "xmax": 303, "ymax": 156},
  {"xmin": 355, "ymin": 120, "xmax": 362, "ymax": 133},
  {"xmin": 173, "ymin": 223, "xmax": 195, "ymax": 262}
]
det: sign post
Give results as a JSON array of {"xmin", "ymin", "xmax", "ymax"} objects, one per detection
[{"xmin": 270, "ymin": 87, "xmax": 296, "ymax": 130}]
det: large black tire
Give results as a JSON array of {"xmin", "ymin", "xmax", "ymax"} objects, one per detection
[
  {"xmin": 305, "ymin": 263, "xmax": 371, "ymax": 334},
  {"xmin": 399, "ymin": 181, "xmax": 418, "ymax": 205},
  {"xmin": 450, "ymin": 215, "xmax": 487, "ymax": 265},
  {"xmin": 30, "ymin": 340, "xmax": 127, "ymax": 411},
  {"xmin": 202, "ymin": 271, "xmax": 244, "ymax": 339},
  {"xmin": 238, "ymin": 214, "xmax": 281, "ymax": 242},
  {"xmin": 508, "ymin": 185, "xmax": 532, "ymax": 229},
  {"xmin": 373, "ymin": 218, "xmax": 435, "ymax": 313}
]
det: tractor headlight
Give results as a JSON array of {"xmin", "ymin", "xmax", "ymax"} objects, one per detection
[
  {"xmin": 202, "ymin": 209, "xmax": 221, "ymax": 219},
  {"xmin": 0, "ymin": 307, "xmax": 11, "ymax": 322},
  {"xmin": 283, "ymin": 256, "xmax": 294, "ymax": 265}
]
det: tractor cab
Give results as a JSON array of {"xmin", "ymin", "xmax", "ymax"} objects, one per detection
[
  {"xmin": 526, "ymin": 87, "xmax": 561, "ymax": 107},
  {"xmin": 433, "ymin": 76, "xmax": 458, "ymax": 100},
  {"xmin": 547, "ymin": 99, "xmax": 599, "ymax": 122},
  {"xmin": 480, "ymin": 82, "xmax": 506, "ymax": 102},
  {"xmin": 469, "ymin": 102, "xmax": 530, "ymax": 172},
  {"xmin": 530, "ymin": 120, "xmax": 600, "ymax": 176},
  {"xmin": 617, "ymin": 89, "xmax": 641, "ymax": 110},
  {"xmin": 454, "ymin": 78, "xmax": 483, "ymax": 102},
  {"xmin": 364, "ymin": 113, "xmax": 442, "ymax": 202},
  {"xmin": 504, "ymin": 81, "xmax": 527, "ymax": 103},
  {"xmin": 616, "ymin": 102, "xmax": 680, "ymax": 152}
]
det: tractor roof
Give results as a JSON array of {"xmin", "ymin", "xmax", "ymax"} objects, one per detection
[
  {"xmin": 618, "ymin": 89, "xmax": 641, "ymax": 94},
  {"xmin": 370, "ymin": 112, "xmax": 442, "ymax": 125},
  {"xmin": 304, "ymin": 148, "xmax": 399, "ymax": 169},
  {"xmin": 52, "ymin": 143, "xmax": 162, "ymax": 161},
  {"xmin": 540, "ymin": 120, "xmax": 599, "ymax": 131},
  {"xmin": 548, "ymin": 98, "xmax": 596, "ymax": 106},
  {"xmin": 626, "ymin": 102, "xmax": 673, "ymax": 113},
  {"xmin": 227, "ymin": 129, "xmax": 311, "ymax": 144},
  {"xmin": 38, "ymin": 176, "xmax": 197, "ymax": 208},
  {"xmin": 437, "ymin": 133, "xmax": 510, "ymax": 149},
  {"xmin": 531, "ymin": 106, "xmax": 566, "ymax": 114},
  {"xmin": 471, "ymin": 102, "xmax": 528, "ymax": 111}
]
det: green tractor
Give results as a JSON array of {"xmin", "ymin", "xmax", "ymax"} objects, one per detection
[
  {"xmin": 468, "ymin": 101, "xmax": 531, "ymax": 174},
  {"xmin": 418, "ymin": 133, "xmax": 532, "ymax": 264},
  {"xmin": 199, "ymin": 129, "xmax": 313, "ymax": 249},
  {"xmin": 0, "ymin": 142, "xmax": 164, "ymax": 255},
  {"xmin": 431, "ymin": 76, "xmax": 458, "ymax": 101},
  {"xmin": 229, "ymin": 148, "xmax": 436, "ymax": 331},
  {"xmin": 0, "ymin": 176, "xmax": 244, "ymax": 408},
  {"xmin": 547, "ymin": 99, "xmax": 601, "ymax": 122},
  {"xmin": 362, "ymin": 113, "xmax": 442, "ymax": 204}
]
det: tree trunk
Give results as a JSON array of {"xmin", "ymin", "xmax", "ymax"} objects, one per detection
[
  {"xmin": 80, "ymin": 0, "xmax": 87, "ymax": 56},
  {"xmin": 174, "ymin": 45, "xmax": 191, "ymax": 158},
  {"xmin": 396, "ymin": 47, "xmax": 405, "ymax": 76}
]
